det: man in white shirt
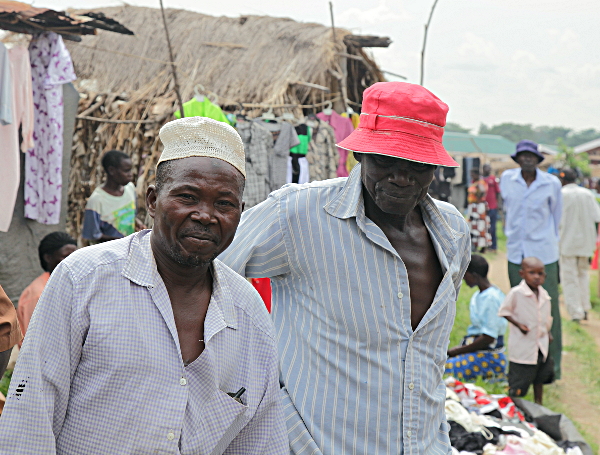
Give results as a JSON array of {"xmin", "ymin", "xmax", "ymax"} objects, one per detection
[{"xmin": 559, "ymin": 168, "xmax": 600, "ymax": 321}]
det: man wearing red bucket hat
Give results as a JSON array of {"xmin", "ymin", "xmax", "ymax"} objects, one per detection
[{"xmin": 221, "ymin": 82, "xmax": 471, "ymax": 454}]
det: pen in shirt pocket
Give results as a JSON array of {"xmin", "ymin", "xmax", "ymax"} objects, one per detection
[{"xmin": 227, "ymin": 387, "xmax": 246, "ymax": 404}]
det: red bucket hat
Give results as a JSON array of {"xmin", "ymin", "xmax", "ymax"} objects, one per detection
[{"xmin": 337, "ymin": 82, "xmax": 458, "ymax": 167}]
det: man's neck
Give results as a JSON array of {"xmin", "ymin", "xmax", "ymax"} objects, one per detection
[
  {"xmin": 520, "ymin": 168, "xmax": 537, "ymax": 186},
  {"xmin": 151, "ymin": 237, "xmax": 212, "ymax": 294},
  {"xmin": 363, "ymin": 188, "xmax": 423, "ymax": 232}
]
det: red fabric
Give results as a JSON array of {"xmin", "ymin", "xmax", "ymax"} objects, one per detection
[
  {"xmin": 251, "ymin": 278, "xmax": 272, "ymax": 312},
  {"xmin": 317, "ymin": 111, "xmax": 354, "ymax": 177},
  {"xmin": 484, "ymin": 175, "xmax": 500, "ymax": 209},
  {"xmin": 337, "ymin": 82, "xmax": 458, "ymax": 167}
]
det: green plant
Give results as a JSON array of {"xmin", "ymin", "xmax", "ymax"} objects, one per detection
[
  {"xmin": 556, "ymin": 138, "xmax": 591, "ymax": 177},
  {"xmin": 0, "ymin": 368, "xmax": 12, "ymax": 397}
]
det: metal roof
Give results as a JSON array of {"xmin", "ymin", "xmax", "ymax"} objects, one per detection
[
  {"xmin": 442, "ymin": 131, "xmax": 516, "ymax": 156},
  {"xmin": 0, "ymin": 1, "xmax": 133, "ymax": 40}
]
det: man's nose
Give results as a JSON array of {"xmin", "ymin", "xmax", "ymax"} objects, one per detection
[
  {"xmin": 388, "ymin": 167, "xmax": 414, "ymax": 185},
  {"xmin": 190, "ymin": 204, "xmax": 216, "ymax": 224}
]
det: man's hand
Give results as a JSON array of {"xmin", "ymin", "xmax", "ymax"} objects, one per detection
[
  {"xmin": 548, "ymin": 332, "xmax": 554, "ymax": 342},
  {"xmin": 518, "ymin": 324, "xmax": 529, "ymax": 335},
  {"xmin": 135, "ymin": 218, "xmax": 147, "ymax": 231}
]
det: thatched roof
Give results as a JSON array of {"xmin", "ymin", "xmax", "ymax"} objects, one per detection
[{"xmin": 67, "ymin": 5, "xmax": 383, "ymax": 109}]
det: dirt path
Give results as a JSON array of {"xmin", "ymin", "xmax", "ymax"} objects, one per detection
[{"xmin": 486, "ymin": 251, "xmax": 600, "ymax": 450}]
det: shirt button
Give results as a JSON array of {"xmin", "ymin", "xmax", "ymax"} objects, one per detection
[
  {"xmin": 407, "ymin": 430, "xmax": 412, "ymax": 437},
  {"xmin": 408, "ymin": 382, "xmax": 414, "ymax": 390},
  {"xmin": 397, "ymin": 292, "xmax": 403, "ymax": 299},
  {"xmin": 167, "ymin": 431, "xmax": 175, "ymax": 441},
  {"xmin": 180, "ymin": 377, "xmax": 187, "ymax": 386}
]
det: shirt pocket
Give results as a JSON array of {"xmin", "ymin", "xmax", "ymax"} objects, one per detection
[{"xmin": 197, "ymin": 389, "xmax": 250, "ymax": 454}]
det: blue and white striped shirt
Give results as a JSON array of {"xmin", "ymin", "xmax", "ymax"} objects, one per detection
[
  {"xmin": 0, "ymin": 231, "xmax": 288, "ymax": 455},
  {"xmin": 220, "ymin": 164, "xmax": 471, "ymax": 455}
]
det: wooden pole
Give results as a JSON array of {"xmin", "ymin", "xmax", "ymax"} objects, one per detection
[
  {"xmin": 159, "ymin": 0, "xmax": 185, "ymax": 117},
  {"xmin": 329, "ymin": 2, "xmax": 336, "ymax": 44},
  {"xmin": 420, "ymin": 0, "xmax": 440, "ymax": 86},
  {"xmin": 329, "ymin": 2, "xmax": 348, "ymax": 112}
]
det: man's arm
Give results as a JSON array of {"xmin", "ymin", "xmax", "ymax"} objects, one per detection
[
  {"xmin": 219, "ymin": 195, "xmax": 291, "ymax": 278},
  {"xmin": 0, "ymin": 264, "xmax": 84, "ymax": 454},
  {"xmin": 551, "ymin": 179, "xmax": 563, "ymax": 239}
]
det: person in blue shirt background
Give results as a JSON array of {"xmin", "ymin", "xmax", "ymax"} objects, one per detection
[
  {"xmin": 446, "ymin": 254, "xmax": 508, "ymax": 382},
  {"xmin": 500, "ymin": 140, "xmax": 563, "ymax": 379}
]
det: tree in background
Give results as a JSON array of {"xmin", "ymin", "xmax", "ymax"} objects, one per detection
[
  {"xmin": 479, "ymin": 123, "xmax": 600, "ymax": 148},
  {"xmin": 445, "ymin": 122, "xmax": 471, "ymax": 133},
  {"xmin": 556, "ymin": 138, "xmax": 591, "ymax": 177}
]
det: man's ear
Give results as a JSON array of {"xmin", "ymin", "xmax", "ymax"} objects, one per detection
[{"xmin": 146, "ymin": 185, "xmax": 157, "ymax": 219}]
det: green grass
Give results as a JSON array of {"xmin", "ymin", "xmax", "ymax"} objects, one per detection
[{"xmin": 589, "ymin": 272, "xmax": 600, "ymax": 315}]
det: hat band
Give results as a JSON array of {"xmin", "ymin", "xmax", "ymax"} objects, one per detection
[{"xmin": 358, "ymin": 113, "xmax": 444, "ymax": 143}]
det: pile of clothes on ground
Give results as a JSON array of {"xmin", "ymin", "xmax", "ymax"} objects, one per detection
[{"xmin": 445, "ymin": 377, "xmax": 592, "ymax": 455}]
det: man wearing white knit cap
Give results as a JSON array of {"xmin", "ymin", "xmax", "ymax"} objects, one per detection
[{"xmin": 0, "ymin": 117, "xmax": 288, "ymax": 454}]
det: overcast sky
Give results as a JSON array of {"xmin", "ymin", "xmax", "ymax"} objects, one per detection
[{"xmin": 37, "ymin": 0, "xmax": 600, "ymax": 132}]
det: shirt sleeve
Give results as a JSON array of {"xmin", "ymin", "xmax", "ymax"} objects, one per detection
[
  {"xmin": 81, "ymin": 209, "xmax": 103, "ymax": 240},
  {"xmin": 477, "ymin": 291, "xmax": 504, "ymax": 339},
  {"xmin": 497, "ymin": 290, "xmax": 516, "ymax": 318},
  {"xmin": 0, "ymin": 263, "xmax": 85, "ymax": 454},
  {"xmin": 551, "ymin": 178, "xmax": 563, "ymax": 239},
  {"xmin": 219, "ymin": 195, "xmax": 291, "ymax": 278},
  {"xmin": 453, "ymin": 219, "xmax": 471, "ymax": 298}
]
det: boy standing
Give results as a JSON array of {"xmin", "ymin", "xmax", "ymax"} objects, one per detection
[
  {"xmin": 82, "ymin": 150, "xmax": 142, "ymax": 243},
  {"xmin": 498, "ymin": 257, "xmax": 554, "ymax": 404}
]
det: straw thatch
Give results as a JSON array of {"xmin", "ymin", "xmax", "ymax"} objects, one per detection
[
  {"xmin": 64, "ymin": 5, "xmax": 386, "ymax": 240},
  {"xmin": 67, "ymin": 5, "xmax": 383, "ymax": 110}
]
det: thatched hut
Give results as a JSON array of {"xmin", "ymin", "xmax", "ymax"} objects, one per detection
[{"xmin": 65, "ymin": 5, "xmax": 387, "ymax": 239}]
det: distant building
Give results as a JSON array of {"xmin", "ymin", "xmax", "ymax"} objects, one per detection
[{"xmin": 574, "ymin": 138, "xmax": 600, "ymax": 166}]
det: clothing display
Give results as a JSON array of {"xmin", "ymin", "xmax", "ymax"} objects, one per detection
[
  {"xmin": 81, "ymin": 182, "xmax": 137, "ymax": 242},
  {"xmin": 317, "ymin": 110, "xmax": 354, "ymax": 177},
  {"xmin": 468, "ymin": 177, "xmax": 492, "ymax": 250},
  {"xmin": 253, "ymin": 119, "xmax": 299, "ymax": 192},
  {"xmin": 25, "ymin": 32, "xmax": 77, "ymax": 225},
  {"xmin": 174, "ymin": 96, "xmax": 229, "ymax": 124},
  {"xmin": 289, "ymin": 124, "xmax": 310, "ymax": 155},
  {"xmin": 0, "ymin": 43, "xmax": 13, "ymax": 125},
  {"xmin": 0, "ymin": 231, "xmax": 288, "ymax": 454},
  {"xmin": 0, "ymin": 46, "xmax": 35, "ymax": 232},
  {"xmin": 286, "ymin": 155, "xmax": 309, "ymax": 184},
  {"xmin": 305, "ymin": 119, "xmax": 338, "ymax": 181},
  {"xmin": 236, "ymin": 121, "xmax": 273, "ymax": 208},
  {"xmin": 445, "ymin": 377, "xmax": 592, "ymax": 455}
]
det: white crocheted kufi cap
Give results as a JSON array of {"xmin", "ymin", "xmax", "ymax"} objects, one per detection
[{"xmin": 158, "ymin": 117, "xmax": 246, "ymax": 177}]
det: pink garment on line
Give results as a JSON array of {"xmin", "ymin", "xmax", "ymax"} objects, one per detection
[
  {"xmin": 0, "ymin": 46, "xmax": 35, "ymax": 232},
  {"xmin": 317, "ymin": 110, "xmax": 354, "ymax": 177},
  {"xmin": 25, "ymin": 32, "xmax": 76, "ymax": 225}
]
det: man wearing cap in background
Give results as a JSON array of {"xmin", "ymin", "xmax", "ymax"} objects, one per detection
[
  {"xmin": 220, "ymin": 82, "xmax": 471, "ymax": 455},
  {"xmin": 500, "ymin": 140, "xmax": 563, "ymax": 378},
  {"xmin": 0, "ymin": 117, "xmax": 288, "ymax": 454}
]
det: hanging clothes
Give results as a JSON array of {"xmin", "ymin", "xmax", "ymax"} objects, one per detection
[
  {"xmin": 289, "ymin": 124, "xmax": 311, "ymax": 184},
  {"xmin": 287, "ymin": 155, "xmax": 309, "ymax": 184},
  {"xmin": 25, "ymin": 32, "xmax": 76, "ymax": 225},
  {"xmin": 0, "ymin": 43, "xmax": 13, "ymax": 126},
  {"xmin": 317, "ymin": 110, "xmax": 354, "ymax": 177},
  {"xmin": 174, "ymin": 97, "xmax": 229, "ymax": 124},
  {"xmin": 253, "ymin": 119, "xmax": 299, "ymax": 192},
  {"xmin": 0, "ymin": 46, "xmax": 35, "ymax": 232},
  {"xmin": 305, "ymin": 119, "xmax": 338, "ymax": 182},
  {"xmin": 236, "ymin": 121, "xmax": 273, "ymax": 208}
]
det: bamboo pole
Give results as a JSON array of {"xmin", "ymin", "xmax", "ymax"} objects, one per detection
[
  {"xmin": 420, "ymin": 0, "xmax": 440, "ymax": 86},
  {"xmin": 159, "ymin": 0, "xmax": 185, "ymax": 117}
]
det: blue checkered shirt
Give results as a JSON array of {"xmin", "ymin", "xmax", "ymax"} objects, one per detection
[
  {"xmin": 220, "ymin": 164, "xmax": 471, "ymax": 455},
  {"xmin": 0, "ymin": 231, "xmax": 288, "ymax": 455}
]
